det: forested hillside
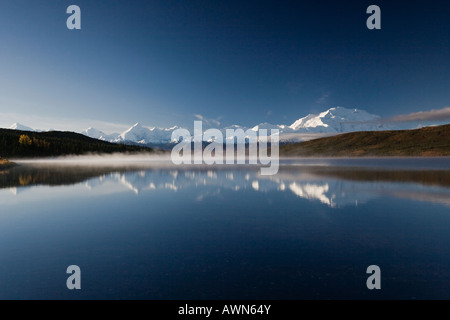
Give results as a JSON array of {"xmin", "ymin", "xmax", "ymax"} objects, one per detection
[{"xmin": 0, "ymin": 129, "xmax": 151, "ymax": 158}]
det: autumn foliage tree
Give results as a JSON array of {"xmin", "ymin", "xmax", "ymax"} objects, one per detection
[{"xmin": 19, "ymin": 135, "xmax": 32, "ymax": 146}]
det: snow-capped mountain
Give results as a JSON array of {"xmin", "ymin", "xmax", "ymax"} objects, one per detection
[
  {"xmin": 79, "ymin": 106, "xmax": 442, "ymax": 144},
  {"xmin": 9, "ymin": 123, "xmax": 34, "ymax": 131},
  {"xmin": 243, "ymin": 107, "xmax": 388, "ymax": 138},
  {"xmin": 7, "ymin": 106, "xmax": 448, "ymax": 145},
  {"xmin": 117, "ymin": 123, "xmax": 151, "ymax": 143},
  {"xmin": 113, "ymin": 123, "xmax": 179, "ymax": 144},
  {"xmin": 81, "ymin": 127, "xmax": 105, "ymax": 139},
  {"xmin": 288, "ymin": 107, "xmax": 384, "ymax": 133},
  {"xmin": 91, "ymin": 107, "xmax": 387, "ymax": 144},
  {"xmin": 81, "ymin": 128, "xmax": 119, "ymax": 141}
]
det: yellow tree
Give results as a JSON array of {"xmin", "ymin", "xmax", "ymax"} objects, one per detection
[{"xmin": 19, "ymin": 135, "xmax": 32, "ymax": 146}]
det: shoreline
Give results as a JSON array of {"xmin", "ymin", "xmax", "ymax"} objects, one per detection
[{"xmin": 0, "ymin": 159, "xmax": 16, "ymax": 170}]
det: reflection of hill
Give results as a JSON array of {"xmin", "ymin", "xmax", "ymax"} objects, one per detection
[
  {"xmin": 0, "ymin": 159, "xmax": 16, "ymax": 170},
  {"xmin": 1, "ymin": 164, "xmax": 450, "ymax": 208},
  {"xmin": 263, "ymin": 167, "xmax": 450, "ymax": 207},
  {"xmin": 390, "ymin": 190, "xmax": 450, "ymax": 206},
  {"xmin": 297, "ymin": 167, "xmax": 450, "ymax": 188},
  {"xmin": 0, "ymin": 165, "xmax": 122, "ymax": 189}
]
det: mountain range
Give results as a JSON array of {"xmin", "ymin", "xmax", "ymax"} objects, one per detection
[{"xmin": 6, "ymin": 107, "xmax": 449, "ymax": 145}]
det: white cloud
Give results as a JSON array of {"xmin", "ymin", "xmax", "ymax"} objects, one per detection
[
  {"xmin": 316, "ymin": 92, "xmax": 331, "ymax": 104},
  {"xmin": 193, "ymin": 114, "xmax": 222, "ymax": 127},
  {"xmin": 387, "ymin": 107, "xmax": 450, "ymax": 123}
]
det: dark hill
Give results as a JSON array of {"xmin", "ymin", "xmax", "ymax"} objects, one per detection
[
  {"xmin": 0, "ymin": 129, "xmax": 151, "ymax": 158},
  {"xmin": 280, "ymin": 124, "xmax": 450, "ymax": 157}
]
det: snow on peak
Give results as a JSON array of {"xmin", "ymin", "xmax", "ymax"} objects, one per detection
[
  {"xmin": 131, "ymin": 122, "xmax": 144, "ymax": 129},
  {"xmin": 9, "ymin": 123, "xmax": 34, "ymax": 131},
  {"xmin": 82, "ymin": 128, "xmax": 105, "ymax": 139},
  {"xmin": 119, "ymin": 123, "xmax": 152, "ymax": 142},
  {"xmin": 79, "ymin": 106, "xmax": 444, "ymax": 145},
  {"xmin": 82, "ymin": 123, "xmax": 173, "ymax": 144},
  {"xmin": 81, "ymin": 128, "xmax": 119, "ymax": 141},
  {"xmin": 289, "ymin": 107, "xmax": 382, "ymax": 133},
  {"xmin": 81, "ymin": 107, "xmax": 387, "ymax": 144}
]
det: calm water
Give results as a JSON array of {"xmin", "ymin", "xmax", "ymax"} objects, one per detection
[{"xmin": 1, "ymin": 158, "xmax": 450, "ymax": 300}]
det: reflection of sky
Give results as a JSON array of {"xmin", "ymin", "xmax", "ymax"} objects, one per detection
[{"xmin": 2, "ymin": 167, "xmax": 450, "ymax": 208}]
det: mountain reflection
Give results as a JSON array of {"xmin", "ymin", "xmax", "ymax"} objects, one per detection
[{"xmin": 2, "ymin": 164, "xmax": 450, "ymax": 207}]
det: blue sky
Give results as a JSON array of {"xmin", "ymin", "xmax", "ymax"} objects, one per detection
[{"xmin": 0, "ymin": 0, "xmax": 449, "ymax": 132}]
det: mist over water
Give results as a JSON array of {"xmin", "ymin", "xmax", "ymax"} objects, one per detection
[
  {"xmin": 13, "ymin": 155, "xmax": 450, "ymax": 168},
  {"xmin": 13, "ymin": 153, "xmax": 174, "ymax": 167}
]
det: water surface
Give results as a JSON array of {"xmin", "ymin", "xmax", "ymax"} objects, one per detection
[{"xmin": 0, "ymin": 158, "xmax": 449, "ymax": 300}]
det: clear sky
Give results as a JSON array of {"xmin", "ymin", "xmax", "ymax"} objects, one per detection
[{"xmin": 0, "ymin": 0, "xmax": 449, "ymax": 132}]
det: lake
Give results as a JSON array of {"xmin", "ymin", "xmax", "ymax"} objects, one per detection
[{"xmin": 0, "ymin": 158, "xmax": 449, "ymax": 300}]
